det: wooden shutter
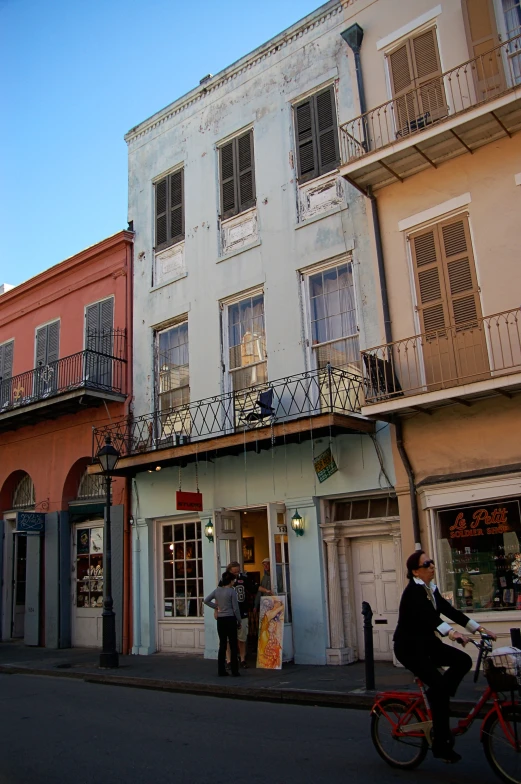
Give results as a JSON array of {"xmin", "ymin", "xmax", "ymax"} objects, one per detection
[
  {"xmin": 85, "ymin": 302, "xmax": 98, "ymax": 350},
  {"xmin": 170, "ymin": 169, "xmax": 184, "ymax": 242},
  {"xmin": 438, "ymin": 217, "xmax": 482, "ymax": 329},
  {"xmin": 462, "ymin": 0, "xmax": 504, "ymax": 99},
  {"xmin": 315, "ymin": 85, "xmax": 340, "ymax": 176},
  {"xmin": 47, "ymin": 321, "xmax": 60, "ymax": 364},
  {"xmin": 35, "ymin": 326, "xmax": 48, "ymax": 367},
  {"xmin": 389, "ymin": 42, "xmax": 419, "ymax": 134},
  {"xmin": 0, "ymin": 341, "xmax": 13, "ymax": 381},
  {"xmin": 155, "ymin": 178, "xmax": 168, "ymax": 248},
  {"xmin": 237, "ymin": 131, "xmax": 256, "ymax": 213},
  {"xmin": 220, "ymin": 140, "xmax": 236, "ymax": 219},
  {"xmin": 295, "ymin": 98, "xmax": 317, "ymax": 182}
]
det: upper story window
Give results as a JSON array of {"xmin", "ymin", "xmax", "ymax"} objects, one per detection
[
  {"xmin": 503, "ymin": 0, "xmax": 521, "ymax": 39},
  {"xmin": 294, "ymin": 85, "xmax": 340, "ymax": 184},
  {"xmin": 35, "ymin": 319, "xmax": 60, "ymax": 394},
  {"xmin": 85, "ymin": 298, "xmax": 114, "ymax": 387},
  {"xmin": 157, "ymin": 320, "xmax": 189, "ymax": 413},
  {"xmin": 219, "ymin": 130, "xmax": 256, "ymax": 220},
  {"xmin": 306, "ymin": 261, "xmax": 359, "ymax": 372},
  {"xmin": 226, "ymin": 292, "xmax": 266, "ymax": 391},
  {"xmin": 387, "ymin": 28, "xmax": 447, "ymax": 133},
  {"xmin": 155, "ymin": 168, "xmax": 184, "ymax": 251},
  {"xmin": 0, "ymin": 339, "xmax": 14, "ymax": 404}
]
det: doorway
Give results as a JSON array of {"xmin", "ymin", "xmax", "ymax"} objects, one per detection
[
  {"xmin": 352, "ymin": 537, "xmax": 399, "ymax": 661},
  {"xmin": 11, "ymin": 533, "xmax": 27, "ymax": 638},
  {"xmin": 71, "ymin": 521, "xmax": 104, "ymax": 647}
]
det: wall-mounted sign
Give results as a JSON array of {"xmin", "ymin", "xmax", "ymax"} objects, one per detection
[
  {"xmin": 176, "ymin": 491, "xmax": 203, "ymax": 512},
  {"xmin": 16, "ymin": 511, "xmax": 45, "ymax": 534},
  {"xmin": 439, "ymin": 499, "xmax": 521, "ymax": 540},
  {"xmin": 314, "ymin": 447, "xmax": 338, "ymax": 483}
]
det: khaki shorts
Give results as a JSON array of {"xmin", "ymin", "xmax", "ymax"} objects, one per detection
[{"xmin": 237, "ymin": 617, "xmax": 249, "ymax": 642}]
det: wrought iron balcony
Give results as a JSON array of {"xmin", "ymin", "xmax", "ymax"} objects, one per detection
[
  {"xmin": 0, "ymin": 330, "xmax": 127, "ymax": 432},
  {"xmin": 339, "ymin": 35, "xmax": 521, "ymax": 191},
  {"xmin": 362, "ymin": 308, "xmax": 521, "ymax": 413},
  {"xmin": 92, "ymin": 365, "xmax": 372, "ymax": 471}
]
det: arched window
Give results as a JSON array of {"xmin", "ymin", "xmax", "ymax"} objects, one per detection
[
  {"xmin": 12, "ymin": 475, "xmax": 35, "ymax": 509},
  {"xmin": 77, "ymin": 469, "xmax": 105, "ymax": 500}
]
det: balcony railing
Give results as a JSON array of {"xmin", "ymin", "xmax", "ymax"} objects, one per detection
[
  {"xmin": 340, "ymin": 34, "xmax": 521, "ymax": 164},
  {"xmin": 93, "ymin": 365, "xmax": 365, "ymax": 459},
  {"xmin": 362, "ymin": 308, "xmax": 521, "ymax": 404},
  {"xmin": 0, "ymin": 331, "xmax": 127, "ymax": 414}
]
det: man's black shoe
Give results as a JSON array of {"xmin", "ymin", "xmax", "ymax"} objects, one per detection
[{"xmin": 432, "ymin": 747, "xmax": 461, "ymax": 763}]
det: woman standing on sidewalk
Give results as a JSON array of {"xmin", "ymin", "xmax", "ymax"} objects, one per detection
[{"xmin": 204, "ymin": 571, "xmax": 242, "ymax": 677}]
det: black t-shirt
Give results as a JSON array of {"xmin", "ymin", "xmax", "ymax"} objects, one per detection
[{"xmin": 220, "ymin": 572, "xmax": 253, "ymax": 618}]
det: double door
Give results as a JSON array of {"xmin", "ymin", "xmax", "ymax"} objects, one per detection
[{"xmin": 352, "ymin": 538, "xmax": 399, "ymax": 661}]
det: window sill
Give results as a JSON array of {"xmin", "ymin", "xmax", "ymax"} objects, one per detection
[
  {"xmin": 295, "ymin": 202, "xmax": 349, "ymax": 230},
  {"xmin": 217, "ymin": 237, "xmax": 262, "ymax": 264},
  {"xmin": 150, "ymin": 271, "xmax": 188, "ymax": 293}
]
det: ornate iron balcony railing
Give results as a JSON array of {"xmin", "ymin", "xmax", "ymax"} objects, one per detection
[
  {"xmin": 92, "ymin": 365, "xmax": 365, "ymax": 459},
  {"xmin": 0, "ymin": 331, "xmax": 127, "ymax": 414},
  {"xmin": 339, "ymin": 34, "xmax": 521, "ymax": 164},
  {"xmin": 362, "ymin": 308, "xmax": 521, "ymax": 404}
]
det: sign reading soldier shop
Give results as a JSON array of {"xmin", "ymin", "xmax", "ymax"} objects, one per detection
[
  {"xmin": 313, "ymin": 447, "xmax": 338, "ymax": 484},
  {"xmin": 176, "ymin": 490, "xmax": 203, "ymax": 512},
  {"xmin": 15, "ymin": 511, "xmax": 45, "ymax": 534},
  {"xmin": 439, "ymin": 499, "xmax": 521, "ymax": 540}
]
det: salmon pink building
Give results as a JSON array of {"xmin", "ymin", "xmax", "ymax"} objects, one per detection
[{"xmin": 0, "ymin": 231, "xmax": 133, "ymax": 651}]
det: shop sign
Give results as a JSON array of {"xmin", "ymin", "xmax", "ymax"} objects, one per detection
[
  {"xmin": 314, "ymin": 447, "xmax": 338, "ymax": 483},
  {"xmin": 176, "ymin": 490, "xmax": 203, "ymax": 512},
  {"xmin": 16, "ymin": 511, "xmax": 45, "ymax": 534},
  {"xmin": 439, "ymin": 500, "xmax": 521, "ymax": 539}
]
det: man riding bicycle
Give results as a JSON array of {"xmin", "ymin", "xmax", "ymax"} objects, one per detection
[{"xmin": 393, "ymin": 550, "xmax": 497, "ymax": 763}]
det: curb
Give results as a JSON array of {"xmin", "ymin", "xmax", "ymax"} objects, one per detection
[{"xmin": 0, "ymin": 663, "xmax": 481, "ymax": 715}]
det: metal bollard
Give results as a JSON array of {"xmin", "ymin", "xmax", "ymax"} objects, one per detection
[
  {"xmin": 511, "ymin": 628, "xmax": 521, "ymax": 649},
  {"xmin": 362, "ymin": 601, "xmax": 375, "ymax": 691}
]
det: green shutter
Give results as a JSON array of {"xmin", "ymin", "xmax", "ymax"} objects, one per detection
[
  {"xmin": 315, "ymin": 85, "xmax": 340, "ymax": 176},
  {"xmin": 155, "ymin": 178, "xmax": 168, "ymax": 248},
  {"xmin": 295, "ymin": 98, "xmax": 317, "ymax": 182},
  {"xmin": 170, "ymin": 169, "xmax": 184, "ymax": 242},
  {"xmin": 220, "ymin": 140, "xmax": 236, "ymax": 218},
  {"xmin": 237, "ymin": 131, "xmax": 256, "ymax": 213}
]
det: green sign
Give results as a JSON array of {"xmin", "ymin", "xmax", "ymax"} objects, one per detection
[{"xmin": 314, "ymin": 447, "xmax": 338, "ymax": 483}]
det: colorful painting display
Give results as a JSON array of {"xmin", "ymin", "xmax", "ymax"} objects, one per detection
[{"xmin": 256, "ymin": 595, "xmax": 285, "ymax": 670}]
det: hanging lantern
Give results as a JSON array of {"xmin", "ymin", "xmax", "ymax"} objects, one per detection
[
  {"xmin": 204, "ymin": 519, "xmax": 215, "ymax": 543},
  {"xmin": 291, "ymin": 509, "xmax": 304, "ymax": 536}
]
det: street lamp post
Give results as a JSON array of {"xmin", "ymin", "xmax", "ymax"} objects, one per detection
[{"xmin": 96, "ymin": 435, "xmax": 120, "ymax": 669}]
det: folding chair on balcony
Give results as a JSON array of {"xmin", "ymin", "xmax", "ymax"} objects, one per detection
[
  {"xmin": 363, "ymin": 354, "xmax": 403, "ymax": 401},
  {"xmin": 238, "ymin": 388, "xmax": 276, "ymax": 426}
]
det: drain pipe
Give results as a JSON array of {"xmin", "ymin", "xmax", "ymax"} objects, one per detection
[{"xmin": 341, "ymin": 24, "xmax": 421, "ymax": 549}]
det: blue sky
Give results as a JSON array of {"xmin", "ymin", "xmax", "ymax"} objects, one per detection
[{"xmin": 0, "ymin": 0, "xmax": 321, "ymax": 287}]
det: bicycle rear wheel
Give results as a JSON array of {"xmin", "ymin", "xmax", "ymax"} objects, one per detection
[
  {"xmin": 483, "ymin": 705, "xmax": 521, "ymax": 784},
  {"xmin": 371, "ymin": 697, "xmax": 428, "ymax": 770}
]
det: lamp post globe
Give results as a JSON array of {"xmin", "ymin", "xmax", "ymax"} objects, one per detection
[{"xmin": 96, "ymin": 435, "xmax": 120, "ymax": 669}]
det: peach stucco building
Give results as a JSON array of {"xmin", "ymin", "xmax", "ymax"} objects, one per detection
[
  {"xmin": 0, "ymin": 231, "xmax": 133, "ymax": 651},
  {"xmin": 338, "ymin": 0, "xmax": 521, "ymax": 645}
]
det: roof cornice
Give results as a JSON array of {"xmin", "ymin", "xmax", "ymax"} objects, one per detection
[{"xmin": 125, "ymin": 0, "xmax": 359, "ymax": 147}]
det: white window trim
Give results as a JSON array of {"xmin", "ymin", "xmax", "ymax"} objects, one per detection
[
  {"xmin": 155, "ymin": 317, "xmax": 190, "ymax": 411},
  {"xmin": 377, "ymin": 5, "xmax": 443, "ymax": 51},
  {"xmin": 155, "ymin": 516, "xmax": 204, "ymax": 624},
  {"xmin": 299, "ymin": 254, "xmax": 360, "ymax": 372},
  {"xmin": 220, "ymin": 286, "xmax": 266, "ymax": 395},
  {"xmin": 398, "ymin": 193, "xmax": 472, "ymax": 232}
]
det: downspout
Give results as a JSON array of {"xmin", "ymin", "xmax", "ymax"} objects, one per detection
[{"xmin": 341, "ymin": 25, "xmax": 421, "ymax": 549}]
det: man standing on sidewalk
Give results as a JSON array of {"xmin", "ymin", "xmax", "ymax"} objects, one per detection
[{"xmin": 225, "ymin": 561, "xmax": 254, "ymax": 669}]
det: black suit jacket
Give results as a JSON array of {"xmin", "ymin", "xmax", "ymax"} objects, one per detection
[{"xmin": 393, "ymin": 579, "xmax": 472, "ymax": 652}]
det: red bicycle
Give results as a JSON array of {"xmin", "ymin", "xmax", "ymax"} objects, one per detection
[{"xmin": 371, "ymin": 634, "xmax": 521, "ymax": 783}]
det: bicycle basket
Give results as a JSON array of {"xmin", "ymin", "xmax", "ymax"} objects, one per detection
[{"xmin": 484, "ymin": 647, "xmax": 521, "ymax": 692}]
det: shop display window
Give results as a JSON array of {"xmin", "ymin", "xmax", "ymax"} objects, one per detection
[
  {"xmin": 162, "ymin": 521, "xmax": 203, "ymax": 618},
  {"xmin": 76, "ymin": 527, "xmax": 104, "ymax": 608},
  {"xmin": 437, "ymin": 498, "xmax": 521, "ymax": 613}
]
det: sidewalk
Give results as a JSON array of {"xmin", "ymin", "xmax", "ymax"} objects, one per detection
[{"xmin": 0, "ymin": 641, "xmax": 487, "ymax": 715}]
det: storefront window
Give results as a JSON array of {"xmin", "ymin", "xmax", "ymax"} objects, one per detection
[
  {"xmin": 76, "ymin": 527, "xmax": 104, "ymax": 608},
  {"xmin": 437, "ymin": 498, "xmax": 521, "ymax": 613},
  {"xmin": 162, "ymin": 521, "xmax": 203, "ymax": 618}
]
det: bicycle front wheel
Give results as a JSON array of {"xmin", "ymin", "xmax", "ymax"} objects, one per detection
[
  {"xmin": 371, "ymin": 697, "xmax": 428, "ymax": 770},
  {"xmin": 483, "ymin": 705, "xmax": 521, "ymax": 784}
]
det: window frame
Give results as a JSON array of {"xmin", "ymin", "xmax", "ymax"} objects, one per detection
[
  {"xmin": 159, "ymin": 519, "xmax": 204, "ymax": 621},
  {"xmin": 293, "ymin": 83, "xmax": 340, "ymax": 185},
  {"xmin": 154, "ymin": 318, "xmax": 190, "ymax": 416},
  {"xmin": 154, "ymin": 167, "xmax": 185, "ymax": 252},
  {"xmin": 220, "ymin": 288, "xmax": 267, "ymax": 395}
]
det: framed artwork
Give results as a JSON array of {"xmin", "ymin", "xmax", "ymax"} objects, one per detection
[{"xmin": 242, "ymin": 536, "xmax": 255, "ymax": 564}]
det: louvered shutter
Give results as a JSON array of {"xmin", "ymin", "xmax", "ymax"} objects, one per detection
[
  {"xmin": 410, "ymin": 29, "xmax": 447, "ymax": 122},
  {"xmin": 47, "ymin": 321, "xmax": 60, "ymax": 364},
  {"xmin": 295, "ymin": 98, "xmax": 317, "ymax": 182},
  {"xmin": 170, "ymin": 169, "xmax": 184, "ymax": 243},
  {"xmin": 35, "ymin": 326, "xmax": 48, "ymax": 367},
  {"xmin": 85, "ymin": 302, "xmax": 98, "ymax": 351},
  {"xmin": 462, "ymin": 0, "xmax": 504, "ymax": 100},
  {"xmin": 220, "ymin": 140, "xmax": 236, "ymax": 219},
  {"xmin": 0, "ymin": 341, "xmax": 13, "ymax": 381},
  {"xmin": 315, "ymin": 86, "xmax": 340, "ymax": 176},
  {"xmin": 237, "ymin": 131, "xmax": 256, "ymax": 213},
  {"xmin": 155, "ymin": 178, "xmax": 168, "ymax": 249},
  {"xmin": 389, "ymin": 42, "xmax": 419, "ymax": 134}
]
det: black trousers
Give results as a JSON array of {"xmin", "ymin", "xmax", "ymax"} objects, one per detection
[
  {"xmin": 394, "ymin": 638, "xmax": 472, "ymax": 749},
  {"xmin": 217, "ymin": 617, "xmax": 239, "ymax": 675}
]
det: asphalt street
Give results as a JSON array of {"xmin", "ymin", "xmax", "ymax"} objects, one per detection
[{"xmin": 0, "ymin": 673, "xmax": 499, "ymax": 784}]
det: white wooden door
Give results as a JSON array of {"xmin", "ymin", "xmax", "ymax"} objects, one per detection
[
  {"xmin": 215, "ymin": 510, "xmax": 242, "ymax": 577},
  {"xmin": 352, "ymin": 538, "xmax": 399, "ymax": 661},
  {"xmin": 72, "ymin": 522, "xmax": 104, "ymax": 648}
]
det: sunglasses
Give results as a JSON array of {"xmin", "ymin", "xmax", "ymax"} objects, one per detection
[{"xmin": 419, "ymin": 559, "xmax": 435, "ymax": 568}]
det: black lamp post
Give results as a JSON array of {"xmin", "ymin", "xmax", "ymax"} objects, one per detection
[{"xmin": 96, "ymin": 435, "xmax": 120, "ymax": 668}]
